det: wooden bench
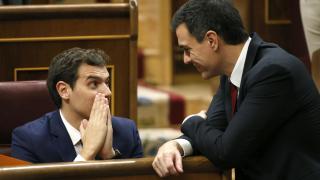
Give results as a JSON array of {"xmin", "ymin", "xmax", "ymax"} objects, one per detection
[{"xmin": 0, "ymin": 156, "xmax": 230, "ymax": 180}]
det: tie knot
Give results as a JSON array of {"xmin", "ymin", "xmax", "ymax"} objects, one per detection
[
  {"xmin": 230, "ymin": 83, "xmax": 237, "ymax": 91},
  {"xmin": 77, "ymin": 139, "xmax": 83, "ymax": 146}
]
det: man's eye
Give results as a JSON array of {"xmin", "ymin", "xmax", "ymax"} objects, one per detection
[
  {"xmin": 184, "ymin": 48, "xmax": 191, "ymax": 55},
  {"xmin": 184, "ymin": 48, "xmax": 191, "ymax": 53},
  {"xmin": 89, "ymin": 82, "xmax": 98, "ymax": 89}
]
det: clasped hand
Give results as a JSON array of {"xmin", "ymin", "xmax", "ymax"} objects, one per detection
[
  {"xmin": 152, "ymin": 110, "xmax": 207, "ymax": 177},
  {"xmin": 79, "ymin": 93, "xmax": 114, "ymax": 160}
]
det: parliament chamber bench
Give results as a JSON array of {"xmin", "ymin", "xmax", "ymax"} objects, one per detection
[{"xmin": 0, "ymin": 155, "xmax": 230, "ymax": 180}]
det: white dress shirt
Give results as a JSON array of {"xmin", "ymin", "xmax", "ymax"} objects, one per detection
[
  {"xmin": 176, "ymin": 37, "xmax": 252, "ymax": 157},
  {"xmin": 59, "ymin": 110, "xmax": 86, "ymax": 161}
]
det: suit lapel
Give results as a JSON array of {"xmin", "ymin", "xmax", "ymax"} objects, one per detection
[
  {"xmin": 224, "ymin": 77, "xmax": 233, "ymax": 121},
  {"xmin": 225, "ymin": 33, "xmax": 263, "ymax": 119},
  {"xmin": 49, "ymin": 111, "xmax": 77, "ymax": 162},
  {"xmin": 238, "ymin": 33, "xmax": 263, "ymax": 104}
]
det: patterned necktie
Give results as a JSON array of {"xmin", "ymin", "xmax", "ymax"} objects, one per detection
[
  {"xmin": 230, "ymin": 83, "xmax": 238, "ymax": 115},
  {"xmin": 75, "ymin": 139, "xmax": 83, "ymax": 155}
]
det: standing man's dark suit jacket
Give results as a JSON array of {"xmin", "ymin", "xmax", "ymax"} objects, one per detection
[
  {"xmin": 11, "ymin": 110, "xmax": 143, "ymax": 163},
  {"xmin": 181, "ymin": 33, "xmax": 320, "ymax": 180}
]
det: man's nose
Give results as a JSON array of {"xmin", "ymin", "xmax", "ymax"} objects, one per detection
[
  {"xmin": 184, "ymin": 53, "xmax": 192, "ymax": 64},
  {"xmin": 100, "ymin": 83, "xmax": 112, "ymax": 98}
]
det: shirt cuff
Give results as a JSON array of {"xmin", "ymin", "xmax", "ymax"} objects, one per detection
[
  {"xmin": 182, "ymin": 114, "xmax": 202, "ymax": 124},
  {"xmin": 175, "ymin": 139, "xmax": 193, "ymax": 157},
  {"xmin": 74, "ymin": 154, "xmax": 86, "ymax": 162}
]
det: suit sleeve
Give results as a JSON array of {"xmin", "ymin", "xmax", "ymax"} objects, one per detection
[
  {"xmin": 182, "ymin": 65, "xmax": 295, "ymax": 169},
  {"xmin": 11, "ymin": 127, "xmax": 38, "ymax": 163},
  {"xmin": 179, "ymin": 82, "xmax": 229, "ymax": 155},
  {"xmin": 129, "ymin": 121, "xmax": 144, "ymax": 158}
]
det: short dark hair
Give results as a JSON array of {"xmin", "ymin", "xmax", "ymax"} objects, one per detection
[
  {"xmin": 47, "ymin": 47, "xmax": 109, "ymax": 108},
  {"xmin": 172, "ymin": 0, "xmax": 248, "ymax": 44}
]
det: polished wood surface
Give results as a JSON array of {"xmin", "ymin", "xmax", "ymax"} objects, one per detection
[
  {"xmin": 0, "ymin": 156, "xmax": 230, "ymax": 180},
  {"xmin": 0, "ymin": 1, "xmax": 138, "ymax": 120},
  {"xmin": 0, "ymin": 155, "xmax": 31, "ymax": 166},
  {"xmin": 250, "ymin": 0, "xmax": 310, "ymax": 70},
  {"xmin": 0, "ymin": 4, "xmax": 129, "ymax": 19}
]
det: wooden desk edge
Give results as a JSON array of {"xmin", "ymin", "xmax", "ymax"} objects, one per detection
[{"xmin": 0, "ymin": 156, "xmax": 230, "ymax": 179}]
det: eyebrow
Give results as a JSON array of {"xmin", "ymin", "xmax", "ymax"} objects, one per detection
[
  {"xmin": 179, "ymin": 45, "xmax": 191, "ymax": 50},
  {"xmin": 86, "ymin": 75, "xmax": 109, "ymax": 82}
]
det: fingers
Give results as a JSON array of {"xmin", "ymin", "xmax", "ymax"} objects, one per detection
[
  {"xmin": 153, "ymin": 152, "xmax": 181, "ymax": 177},
  {"xmin": 152, "ymin": 157, "xmax": 168, "ymax": 177},
  {"xmin": 82, "ymin": 119, "xmax": 88, "ymax": 129},
  {"xmin": 152, "ymin": 141, "xmax": 184, "ymax": 177},
  {"xmin": 79, "ymin": 119, "xmax": 86, "ymax": 138},
  {"xmin": 90, "ymin": 93, "xmax": 108, "ymax": 125},
  {"xmin": 106, "ymin": 105, "xmax": 112, "ymax": 135},
  {"xmin": 174, "ymin": 151, "xmax": 184, "ymax": 173},
  {"xmin": 89, "ymin": 93, "xmax": 99, "ymax": 120},
  {"xmin": 162, "ymin": 153, "xmax": 179, "ymax": 175},
  {"xmin": 106, "ymin": 98, "xmax": 112, "ymax": 127},
  {"xmin": 98, "ymin": 93, "xmax": 108, "ymax": 123},
  {"xmin": 80, "ymin": 93, "xmax": 109, "ymax": 160},
  {"xmin": 80, "ymin": 119, "xmax": 89, "ymax": 142},
  {"xmin": 153, "ymin": 154, "xmax": 171, "ymax": 177},
  {"xmin": 152, "ymin": 159, "xmax": 163, "ymax": 177},
  {"xmin": 198, "ymin": 110, "xmax": 207, "ymax": 119},
  {"xmin": 97, "ymin": 97, "xmax": 114, "ymax": 160},
  {"xmin": 105, "ymin": 97, "xmax": 112, "ymax": 139}
]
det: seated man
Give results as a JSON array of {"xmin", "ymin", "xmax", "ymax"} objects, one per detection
[{"xmin": 11, "ymin": 47, "xmax": 143, "ymax": 163}]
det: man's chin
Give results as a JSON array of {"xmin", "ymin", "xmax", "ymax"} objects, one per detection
[
  {"xmin": 201, "ymin": 74, "xmax": 210, "ymax": 80},
  {"xmin": 201, "ymin": 72, "xmax": 215, "ymax": 80}
]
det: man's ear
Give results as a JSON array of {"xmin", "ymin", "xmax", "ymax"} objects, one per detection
[
  {"xmin": 206, "ymin": 30, "xmax": 219, "ymax": 51},
  {"xmin": 56, "ymin": 81, "xmax": 71, "ymax": 100}
]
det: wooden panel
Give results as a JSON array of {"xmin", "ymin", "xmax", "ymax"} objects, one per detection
[
  {"xmin": 250, "ymin": 0, "xmax": 310, "ymax": 70},
  {"xmin": 0, "ymin": 2, "xmax": 138, "ymax": 119},
  {"xmin": 14, "ymin": 67, "xmax": 49, "ymax": 81},
  {"xmin": 0, "ymin": 156, "xmax": 230, "ymax": 180},
  {"xmin": 265, "ymin": 0, "xmax": 291, "ymax": 25}
]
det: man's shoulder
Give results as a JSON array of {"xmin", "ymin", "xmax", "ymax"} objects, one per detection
[
  {"xmin": 13, "ymin": 110, "xmax": 59, "ymax": 135},
  {"xmin": 247, "ymin": 38, "xmax": 302, "ymax": 76},
  {"xmin": 111, "ymin": 116, "xmax": 136, "ymax": 129}
]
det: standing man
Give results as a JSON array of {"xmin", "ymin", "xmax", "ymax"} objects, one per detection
[
  {"xmin": 300, "ymin": 0, "xmax": 320, "ymax": 91},
  {"xmin": 12, "ymin": 47, "xmax": 143, "ymax": 163},
  {"xmin": 152, "ymin": 0, "xmax": 320, "ymax": 179}
]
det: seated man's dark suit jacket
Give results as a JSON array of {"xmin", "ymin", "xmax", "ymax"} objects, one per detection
[
  {"xmin": 181, "ymin": 33, "xmax": 320, "ymax": 180},
  {"xmin": 11, "ymin": 110, "xmax": 143, "ymax": 163}
]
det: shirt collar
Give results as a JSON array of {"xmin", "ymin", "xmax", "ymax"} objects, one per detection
[
  {"xmin": 59, "ymin": 109, "xmax": 81, "ymax": 146},
  {"xmin": 230, "ymin": 37, "xmax": 252, "ymax": 88}
]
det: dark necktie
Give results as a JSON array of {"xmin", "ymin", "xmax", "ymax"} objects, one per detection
[{"xmin": 230, "ymin": 83, "xmax": 238, "ymax": 115}]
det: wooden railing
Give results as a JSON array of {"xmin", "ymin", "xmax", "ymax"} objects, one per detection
[{"xmin": 0, "ymin": 156, "xmax": 230, "ymax": 180}]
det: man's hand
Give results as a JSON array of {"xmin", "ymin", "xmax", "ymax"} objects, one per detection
[
  {"xmin": 152, "ymin": 140, "xmax": 184, "ymax": 177},
  {"xmin": 197, "ymin": 110, "xmax": 207, "ymax": 119},
  {"xmin": 98, "ymin": 99, "xmax": 115, "ymax": 159},
  {"xmin": 79, "ymin": 93, "xmax": 108, "ymax": 160}
]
